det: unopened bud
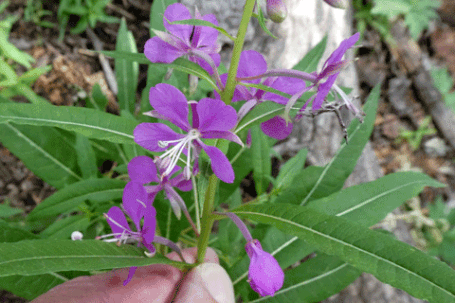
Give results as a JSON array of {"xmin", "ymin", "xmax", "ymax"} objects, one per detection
[
  {"xmin": 71, "ymin": 231, "xmax": 83, "ymax": 241},
  {"xmin": 266, "ymin": 0, "xmax": 287, "ymax": 23},
  {"xmin": 322, "ymin": 0, "xmax": 348, "ymax": 9}
]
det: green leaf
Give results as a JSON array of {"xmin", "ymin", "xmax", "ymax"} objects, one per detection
[
  {"xmin": 231, "ymin": 170, "xmax": 439, "ymax": 290},
  {"xmin": 371, "ymin": 0, "xmax": 411, "ymax": 19},
  {"xmin": 232, "ymin": 203, "xmax": 455, "ymax": 303},
  {"xmin": 0, "ymin": 220, "xmax": 67, "ymax": 300},
  {"xmin": 40, "ymin": 215, "xmax": 91, "ymax": 239},
  {"xmin": 75, "ymin": 134, "xmax": 98, "ymax": 179},
  {"xmin": 250, "ymin": 126, "xmax": 273, "ymax": 195},
  {"xmin": 292, "ymin": 35, "xmax": 328, "ymax": 72},
  {"xmin": 87, "ymin": 83, "xmax": 108, "ymax": 110},
  {"xmin": 255, "ymin": 6, "xmax": 277, "ymax": 39},
  {"xmin": 28, "ymin": 179, "xmax": 126, "ymax": 219},
  {"xmin": 150, "ymin": 0, "xmax": 177, "ymax": 35},
  {"xmin": 249, "ymin": 254, "xmax": 361, "ymax": 303},
  {"xmin": 115, "ymin": 18, "xmax": 139, "ymax": 113},
  {"xmin": 307, "ymin": 171, "xmax": 445, "ymax": 226},
  {"xmin": 0, "ymin": 103, "xmax": 138, "ymax": 144},
  {"xmin": 0, "ymin": 123, "xmax": 82, "ymax": 189},
  {"xmin": 274, "ymin": 148, "xmax": 308, "ymax": 192},
  {"xmin": 0, "ymin": 240, "xmax": 188, "ymax": 277},
  {"xmin": 0, "ymin": 219, "xmax": 39, "ymax": 242},
  {"xmin": 0, "ymin": 204, "xmax": 23, "ymax": 218}
]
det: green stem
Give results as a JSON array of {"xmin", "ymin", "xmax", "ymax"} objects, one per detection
[
  {"xmin": 220, "ymin": 0, "xmax": 257, "ymax": 105},
  {"xmin": 197, "ymin": 174, "xmax": 218, "ymax": 263}
]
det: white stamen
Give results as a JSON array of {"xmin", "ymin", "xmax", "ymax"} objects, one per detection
[{"xmin": 158, "ymin": 129, "xmax": 201, "ymax": 178}]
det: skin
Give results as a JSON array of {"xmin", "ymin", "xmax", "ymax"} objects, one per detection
[{"xmin": 31, "ymin": 248, "xmax": 225, "ymax": 303}]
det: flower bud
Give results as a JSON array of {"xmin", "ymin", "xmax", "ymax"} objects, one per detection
[
  {"xmin": 245, "ymin": 239, "xmax": 284, "ymax": 296},
  {"xmin": 266, "ymin": 0, "xmax": 287, "ymax": 23},
  {"xmin": 71, "ymin": 231, "xmax": 83, "ymax": 241},
  {"xmin": 322, "ymin": 0, "xmax": 348, "ymax": 9}
]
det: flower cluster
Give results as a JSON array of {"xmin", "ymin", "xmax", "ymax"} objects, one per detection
[{"xmin": 97, "ymin": 2, "xmax": 361, "ymax": 296}]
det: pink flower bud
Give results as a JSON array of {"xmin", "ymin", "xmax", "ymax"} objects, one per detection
[
  {"xmin": 322, "ymin": 0, "xmax": 349, "ymax": 9},
  {"xmin": 245, "ymin": 239, "xmax": 284, "ymax": 296},
  {"xmin": 266, "ymin": 0, "xmax": 287, "ymax": 23}
]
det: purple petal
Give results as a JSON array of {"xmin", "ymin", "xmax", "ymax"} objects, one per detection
[
  {"xmin": 128, "ymin": 156, "xmax": 159, "ymax": 184},
  {"xmin": 237, "ymin": 50, "xmax": 268, "ymax": 81},
  {"xmin": 170, "ymin": 173, "xmax": 193, "ymax": 191},
  {"xmin": 149, "ymin": 84, "xmax": 191, "ymax": 131},
  {"xmin": 260, "ymin": 116, "xmax": 293, "ymax": 140},
  {"xmin": 202, "ymin": 130, "xmax": 243, "ymax": 146},
  {"xmin": 141, "ymin": 205, "xmax": 157, "ymax": 246},
  {"xmin": 134, "ymin": 123, "xmax": 185, "ymax": 152},
  {"xmin": 263, "ymin": 77, "xmax": 306, "ymax": 104},
  {"xmin": 123, "ymin": 267, "xmax": 138, "ymax": 286},
  {"xmin": 144, "ymin": 37, "xmax": 186, "ymax": 63},
  {"xmin": 196, "ymin": 98, "xmax": 238, "ymax": 132},
  {"xmin": 246, "ymin": 240, "xmax": 284, "ymax": 297},
  {"xmin": 123, "ymin": 182, "xmax": 148, "ymax": 230},
  {"xmin": 163, "ymin": 3, "xmax": 193, "ymax": 45},
  {"xmin": 198, "ymin": 141, "xmax": 235, "ymax": 183},
  {"xmin": 313, "ymin": 74, "xmax": 337, "ymax": 110},
  {"xmin": 323, "ymin": 33, "xmax": 359, "ymax": 69},
  {"xmin": 106, "ymin": 206, "xmax": 131, "ymax": 236},
  {"xmin": 193, "ymin": 14, "xmax": 219, "ymax": 48}
]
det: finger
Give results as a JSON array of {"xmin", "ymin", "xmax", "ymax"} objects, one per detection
[{"xmin": 173, "ymin": 263, "xmax": 235, "ymax": 303}]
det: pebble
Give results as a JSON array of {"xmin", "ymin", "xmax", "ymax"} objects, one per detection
[{"xmin": 424, "ymin": 137, "xmax": 449, "ymax": 157}]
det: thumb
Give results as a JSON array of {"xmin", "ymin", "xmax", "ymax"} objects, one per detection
[{"xmin": 174, "ymin": 263, "xmax": 235, "ymax": 303}]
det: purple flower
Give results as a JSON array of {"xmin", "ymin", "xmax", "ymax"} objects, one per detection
[
  {"xmin": 144, "ymin": 3, "xmax": 221, "ymax": 75},
  {"xmin": 101, "ymin": 183, "xmax": 157, "ymax": 285},
  {"xmin": 246, "ymin": 239, "xmax": 284, "ymax": 297},
  {"xmin": 216, "ymin": 50, "xmax": 306, "ymax": 140},
  {"xmin": 128, "ymin": 155, "xmax": 192, "ymax": 220},
  {"xmin": 311, "ymin": 32, "xmax": 360, "ymax": 110},
  {"xmin": 134, "ymin": 83, "xmax": 242, "ymax": 183}
]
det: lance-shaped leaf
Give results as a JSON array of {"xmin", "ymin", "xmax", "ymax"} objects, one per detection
[
  {"xmin": 0, "ymin": 240, "xmax": 188, "ymax": 277},
  {"xmin": 28, "ymin": 179, "xmax": 126, "ymax": 220},
  {"xmin": 231, "ymin": 203, "xmax": 455, "ymax": 303},
  {"xmin": 231, "ymin": 170, "xmax": 443, "ymax": 289},
  {"xmin": 116, "ymin": 18, "xmax": 139, "ymax": 113},
  {"xmin": 0, "ymin": 103, "xmax": 137, "ymax": 144},
  {"xmin": 0, "ymin": 123, "xmax": 82, "ymax": 189}
]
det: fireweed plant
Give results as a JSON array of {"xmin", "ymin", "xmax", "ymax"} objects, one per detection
[{"xmin": 0, "ymin": 0, "xmax": 455, "ymax": 302}]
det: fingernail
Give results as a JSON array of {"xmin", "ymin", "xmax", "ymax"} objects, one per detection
[{"xmin": 196, "ymin": 263, "xmax": 235, "ymax": 303}]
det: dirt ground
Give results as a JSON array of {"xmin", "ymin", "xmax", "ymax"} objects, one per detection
[{"xmin": 2, "ymin": 0, "xmax": 455, "ymax": 301}]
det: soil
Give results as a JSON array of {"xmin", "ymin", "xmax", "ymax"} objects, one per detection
[{"xmin": 2, "ymin": 0, "xmax": 455, "ymax": 301}]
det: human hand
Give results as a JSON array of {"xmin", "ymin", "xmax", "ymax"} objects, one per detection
[{"xmin": 31, "ymin": 247, "xmax": 235, "ymax": 303}]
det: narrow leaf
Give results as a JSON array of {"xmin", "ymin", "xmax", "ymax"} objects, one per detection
[
  {"xmin": 0, "ymin": 103, "xmax": 137, "ymax": 144},
  {"xmin": 115, "ymin": 18, "xmax": 139, "ymax": 113},
  {"xmin": 0, "ymin": 240, "xmax": 188, "ymax": 277},
  {"xmin": 250, "ymin": 126, "xmax": 272, "ymax": 195},
  {"xmin": 28, "ymin": 179, "xmax": 126, "ymax": 219},
  {"xmin": 233, "ymin": 203, "xmax": 455, "ymax": 303},
  {"xmin": 0, "ymin": 123, "xmax": 82, "ymax": 189}
]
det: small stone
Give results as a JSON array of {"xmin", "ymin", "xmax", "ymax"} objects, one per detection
[
  {"xmin": 382, "ymin": 114, "xmax": 400, "ymax": 139},
  {"xmin": 424, "ymin": 137, "xmax": 449, "ymax": 157}
]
